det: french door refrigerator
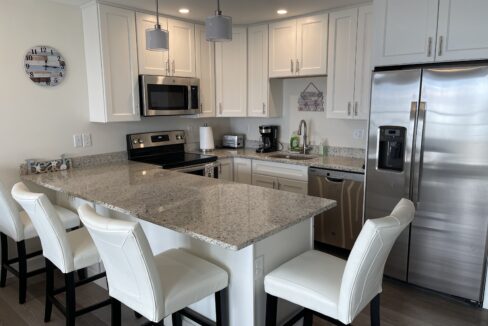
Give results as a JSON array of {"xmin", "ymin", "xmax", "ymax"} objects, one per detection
[{"xmin": 365, "ymin": 65, "xmax": 488, "ymax": 304}]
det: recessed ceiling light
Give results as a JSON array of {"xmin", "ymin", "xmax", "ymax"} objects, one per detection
[
  {"xmin": 277, "ymin": 9, "xmax": 288, "ymax": 15},
  {"xmin": 179, "ymin": 8, "xmax": 190, "ymax": 14}
]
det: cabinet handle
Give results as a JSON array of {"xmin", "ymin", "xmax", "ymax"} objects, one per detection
[
  {"xmin": 262, "ymin": 103, "xmax": 266, "ymax": 114},
  {"xmin": 219, "ymin": 103, "xmax": 223, "ymax": 115},
  {"xmin": 290, "ymin": 59, "xmax": 294, "ymax": 73},
  {"xmin": 272, "ymin": 180, "xmax": 276, "ymax": 189},
  {"xmin": 166, "ymin": 60, "xmax": 170, "ymax": 75},
  {"xmin": 354, "ymin": 102, "xmax": 359, "ymax": 116},
  {"xmin": 296, "ymin": 59, "xmax": 299, "ymax": 73},
  {"xmin": 427, "ymin": 37, "xmax": 433, "ymax": 57},
  {"xmin": 347, "ymin": 102, "xmax": 352, "ymax": 116},
  {"xmin": 438, "ymin": 36, "xmax": 443, "ymax": 56},
  {"xmin": 172, "ymin": 60, "xmax": 176, "ymax": 75},
  {"xmin": 200, "ymin": 103, "xmax": 203, "ymax": 111}
]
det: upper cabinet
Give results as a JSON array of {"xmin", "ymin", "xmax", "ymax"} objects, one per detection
[
  {"xmin": 168, "ymin": 19, "xmax": 196, "ymax": 77},
  {"xmin": 136, "ymin": 14, "xmax": 195, "ymax": 77},
  {"xmin": 269, "ymin": 14, "xmax": 328, "ymax": 78},
  {"xmin": 327, "ymin": 5, "xmax": 373, "ymax": 120},
  {"xmin": 136, "ymin": 13, "xmax": 169, "ymax": 75},
  {"xmin": 215, "ymin": 27, "xmax": 248, "ymax": 117},
  {"xmin": 82, "ymin": 3, "xmax": 140, "ymax": 122},
  {"xmin": 374, "ymin": 0, "xmax": 488, "ymax": 66},
  {"xmin": 195, "ymin": 25, "xmax": 215, "ymax": 117}
]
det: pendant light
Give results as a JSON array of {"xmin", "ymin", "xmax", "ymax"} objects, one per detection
[
  {"xmin": 206, "ymin": 0, "xmax": 232, "ymax": 42},
  {"xmin": 146, "ymin": 0, "xmax": 169, "ymax": 51}
]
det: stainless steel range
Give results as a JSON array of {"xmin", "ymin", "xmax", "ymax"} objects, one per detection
[{"xmin": 127, "ymin": 130, "xmax": 220, "ymax": 178}]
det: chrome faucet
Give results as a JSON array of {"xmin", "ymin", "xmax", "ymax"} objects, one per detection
[{"xmin": 297, "ymin": 120, "xmax": 310, "ymax": 154}]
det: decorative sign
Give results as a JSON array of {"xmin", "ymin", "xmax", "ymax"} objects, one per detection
[
  {"xmin": 298, "ymin": 82, "xmax": 324, "ymax": 112},
  {"xmin": 24, "ymin": 46, "xmax": 66, "ymax": 86}
]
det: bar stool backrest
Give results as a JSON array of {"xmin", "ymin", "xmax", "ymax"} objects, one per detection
[
  {"xmin": 0, "ymin": 181, "xmax": 24, "ymax": 241},
  {"xmin": 11, "ymin": 182, "xmax": 74, "ymax": 273},
  {"xmin": 78, "ymin": 204, "xmax": 164, "ymax": 322}
]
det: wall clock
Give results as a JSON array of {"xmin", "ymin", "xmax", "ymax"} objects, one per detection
[{"xmin": 24, "ymin": 46, "xmax": 66, "ymax": 86}]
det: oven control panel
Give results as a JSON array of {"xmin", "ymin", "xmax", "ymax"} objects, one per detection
[{"xmin": 127, "ymin": 130, "xmax": 185, "ymax": 149}]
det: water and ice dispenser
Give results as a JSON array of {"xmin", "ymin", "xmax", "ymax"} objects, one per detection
[{"xmin": 377, "ymin": 126, "xmax": 406, "ymax": 172}]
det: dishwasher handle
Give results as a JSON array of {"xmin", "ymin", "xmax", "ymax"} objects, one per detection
[{"xmin": 325, "ymin": 176, "xmax": 344, "ymax": 183}]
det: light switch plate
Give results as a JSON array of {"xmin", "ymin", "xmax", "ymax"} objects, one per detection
[
  {"xmin": 73, "ymin": 134, "xmax": 83, "ymax": 148},
  {"xmin": 82, "ymin": 133, "xmax": 92, "ymax": 147}
]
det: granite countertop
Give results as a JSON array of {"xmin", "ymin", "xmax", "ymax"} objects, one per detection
[
  {"xmin": 21, "ymin": 162, "xmax": 335, "ymax": 250},
  {"xmin": 206, "ymin": 148, "xmax": 365, "ymax": 173}
]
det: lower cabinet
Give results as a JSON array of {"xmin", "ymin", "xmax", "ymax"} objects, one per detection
[
  {"xmin": 251, "ymin": 160, "xmax": 308, "ymax": 194},
  {"xmin": 252, "ymin": 173, "xmax": 276, "ymax": 189},
  {"xmin": 218, "ymin": 159, "xmax": 234, "ymax": 181},
  {"xmin": 233, "ymin": 158, "xmax": 252, "ymax": 184},
  {"xmin": 252, "ymin": 174, "xmax": 308, "ymax": 194}
]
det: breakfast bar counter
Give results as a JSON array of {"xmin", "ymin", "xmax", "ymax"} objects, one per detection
[{"xmin": 21, "ymin": 161, "xmax": 335, "ymax": 326}]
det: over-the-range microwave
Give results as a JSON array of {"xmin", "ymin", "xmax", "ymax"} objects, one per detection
[{"xmin": 140, "ymin": 75, "xmax": 200, "ymax": 116}]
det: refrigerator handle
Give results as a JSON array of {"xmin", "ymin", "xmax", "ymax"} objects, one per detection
[{"xmin": 412, "ymin": 102, "xmax": 427, "ymax": 204}]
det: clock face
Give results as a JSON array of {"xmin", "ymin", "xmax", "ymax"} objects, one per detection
[{"xmin": 24, "ymin": 46, "xmax": 66, "ymax": 86}]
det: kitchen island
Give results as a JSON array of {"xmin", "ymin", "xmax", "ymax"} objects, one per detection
[{"xmin": 22, "ymin": 161, "xmax": 335, "ymax": 326}]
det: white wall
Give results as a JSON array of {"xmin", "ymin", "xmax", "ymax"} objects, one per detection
[
  {"xmin": 0, "ymin": 0, "xmax": 230, "ymax": 190},
  {"xmin": 229, "ymin": 77, "xmax": 368, "ymax": 148}
]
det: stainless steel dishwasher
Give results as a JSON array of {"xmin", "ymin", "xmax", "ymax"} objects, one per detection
[{"xmin": 308, "ymin": 167, "xmax": 365, "ymax": 250}]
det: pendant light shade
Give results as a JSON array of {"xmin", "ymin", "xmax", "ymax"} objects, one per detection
[
  {"xmin": 206, "ymin": 0, "xmax": 232, "ymax": 42},
  {"xmin": 146, "ymin": 0, "xmax": 169, "ymax": 51}
]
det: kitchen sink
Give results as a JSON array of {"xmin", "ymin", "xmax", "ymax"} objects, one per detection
[{"xmin": 268, "ymin": 153, "xmax": 317, "ymax": 160}]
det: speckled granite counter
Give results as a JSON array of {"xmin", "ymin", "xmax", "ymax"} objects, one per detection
[
  {"xmin": 204, "ymin": 149, "xmax": 365, "ymax": 173},
  {"xmin": 21, "ymin": 161, "xmax": 335, "ymax": 250}
]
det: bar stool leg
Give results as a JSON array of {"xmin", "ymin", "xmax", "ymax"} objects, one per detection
[
  {"xmin": 77, "ymin": 268, "xmax": 87, "ymax": 281},
  {"xmin": 111, "ymin": 298, "xmax": 121, "ymax": 326},
  {"xmin": 265, "ymin": 294, "xmax": 278, "ymax": 326},
  {"xmin": 44, "ymin": 259, "xmax": 54, "ymax": 322},
  {"xmin": 303, "ymin": 309, "xmax": 313, "ymax": 326},
  {"xmin": 65, "ymin": 272, "xmax": 76, "ymax": 326},
  {"xmin": 0, "ymin": 233, "xmax": 8, "ymax": 288},
  {"xmin": 370, "ymin": 294, "xmax": 381, "ymax": 326},
  {"xmin": 17, "ymin": 241, "xmax": 27, "ymax": 304},
  {"xmin": 171, "ymin": 312, "xmax": 182, "ymax": 326},
  {"xmin": 215, "ymin": 290, "xmax": 224, "ymax": 326}
]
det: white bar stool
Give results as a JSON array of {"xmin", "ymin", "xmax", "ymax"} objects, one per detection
[
  {"xmin": 11, "ymin": 182, "xmax": 110, "ymax": 326},
  {"xmin": 77, "ymin": 203, "xmax": 229, "ymax": 326},
  {"xmin": 0, "ymin": 181, "xmax": 80, "ymax": 304},
  {"xmin": 264, "ymin": 198, "xmax": 415, "ymax": 326}
]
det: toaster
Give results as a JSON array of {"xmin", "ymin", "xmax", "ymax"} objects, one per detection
[{"xmin": 222, "ymin": 134, "xmax": 245, "ymax": 148}]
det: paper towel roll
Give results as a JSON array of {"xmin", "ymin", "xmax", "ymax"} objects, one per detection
[{"xmin": 199, "ymin": 126, "xmax": 215, "ymax": 152}]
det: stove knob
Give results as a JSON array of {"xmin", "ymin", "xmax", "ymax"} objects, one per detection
[
  {"xmin": 133, "ymin": 139, "xmax": 139, "ymax": 144},
  {"xmin": 138, "ymin": 139, "xmax": 144, "ymax": 144},
  {"xmin": 176, "ymin": 135, "xmax": 182, "ymax": 140}
]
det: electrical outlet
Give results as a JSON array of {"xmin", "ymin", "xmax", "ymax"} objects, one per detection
[
  {"xmin": 73, "ymin": 134, "xmax": 83, "ymax": 148},
  {"xmin": 353, "ymin": 129, "xmax": 365, "ymax": 140},
  {"xmin": 82, "ymin": 133, "xmax": 92, "ymax": 147}
]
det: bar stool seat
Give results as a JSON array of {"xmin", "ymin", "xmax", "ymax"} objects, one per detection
[
  {"xmin": 20, "ymin": 206, "xmax": 79, "ymax": 240},
  {"xmin": 66, "ymin": 227, "xmax": 101, "ymax": 271}
]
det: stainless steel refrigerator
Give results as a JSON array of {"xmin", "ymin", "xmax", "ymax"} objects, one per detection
[{"xmin": 365, "ymin": 65, "xmax": 488, "ymax": 304}]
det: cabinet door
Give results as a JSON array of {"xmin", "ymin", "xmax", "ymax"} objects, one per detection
[
  {"xmin": 215, "ymin": 27, "xmax": 247, "ymax": 117},
  {"xmin": 136, "ymin": 13, "xmax": 169, "ymax": 75},
  {"xmin": 252, "ymin": 174, "xmax": 277, "ymax": 189},
  {"xmin": 269, "ymin": 19, "xmax": 296, "ymax": 78},
  {"xmin": 437, "ymin": 0, "xmax": 488, "ymax": 62},
  {"xmin": 195, "ymin": 25, "xmax": 215, "ymax": 117},
  {"xmin": 277, "ymin": 178, "xmax": 308, "ymax": 194},
  {"xmin": 99, "ymin": 5, "xmax": 140, "ymax": 122},
  {"xmin": 233, "ymin": 158, "xmax": 252, "ymax": 184},
  {"xmin": 374, "ymin": 0, "xmax": 439, "ymax": 66},
  {"xmin": 326, "ymin": 8, "xmax": 358, "ymax": 119},
  {"xmin": 168, "ymin": 19, "xmax": 196, "ymax": 77},
  {"xmin": 248, "ymin": 25, "xmax": 269, "ymax": 117},
  {"xmin": 353, "ymin": 5, "xmax": 374, "ymax": 120},
  {"xmin": 219, "ymin": 159, "xmax": 234, "ymax": 181},
  {"xmin": 297, "ymin": 14, "xmax": 328, "ymax": 76}
]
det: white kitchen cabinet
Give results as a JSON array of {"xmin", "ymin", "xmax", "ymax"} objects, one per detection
[
  {"xmin": 276, "ymin": 178, "xmax": 308, "ymax": 195},
  {"xmin": 374, "ymin": 0, "xmax": 438, "ymax": 66},
  {"xmin": 168, "ymin": 18, "xmax": 196, "ymax": 77},
  {"xmin": 195, "ymin": 25, "xmax": 215, "ymax": 117},
  {"xmin": 248, "ymin": 25, "xmax": 269, "ymax": 117},
  {"xmin": 233, "ymin": 158, "xmax": 252, "ymax": 184},
  {"xmin": 252, "ymin": 160, "xmax": 308, "ymax": 182},
  {"xmin": 252, "ymin": 174, "xmax": 276, "ymax": 189},
  {"xmin": 136, "ymin": 13, "xmax": 169, "ymax": 75},
  {"xmin": 82, "ymin": 3, "xmax": 140, "ymax": 122},
  {"xmin": 216, "ymin": 27, "xmax": 247, "ymax": 117},
  {"xmin": 218, "ymin": 158, "xmax": 234, "ymax": 181},
  {"xmin": 269, "ymin": 14, "xmax": 328, "ymax": 78},
  {"xmin": 327, "ymin": 5, "xmax": 373, "ymax": 120},
  {"xmin": 436, "ymin": 0, "xmax": 488, "ymax": 62}
]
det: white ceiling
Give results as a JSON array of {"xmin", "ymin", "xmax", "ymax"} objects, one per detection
[{"xmin": 50, "ymin": 0, "xmax": 368, "ymax": 24}]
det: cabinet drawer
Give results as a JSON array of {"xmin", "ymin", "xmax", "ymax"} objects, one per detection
[{"xmin": 252, "ymin": 160, "xmax": 308, "ymax": 182}]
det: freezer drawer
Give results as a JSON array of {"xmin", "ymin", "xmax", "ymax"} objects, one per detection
[{"xmin": 309, "ymin": 168, "xmax": 364, "ymax": 250}]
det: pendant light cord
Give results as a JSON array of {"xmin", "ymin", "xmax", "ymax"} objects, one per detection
[
  {"xmin": 216, "ymin": 0, "xmax": 222, "ymax": 15},
  {"xmin": 155, "ymin": 0, "xmax": 160, "ymax": 28}
]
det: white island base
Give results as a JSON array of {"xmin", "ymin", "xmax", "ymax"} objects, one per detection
[{"xmin": 94, "ymin": 205, "xmax": 312, "ymax": 326}]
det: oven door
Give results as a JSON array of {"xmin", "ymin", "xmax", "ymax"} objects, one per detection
[
  {"xmin": 140, "ymin": 75, "xmax": 200, "ymax": 116},
  {"xmin": 171, "ymin": 162, "xmax": 220, "ymax": 178}
]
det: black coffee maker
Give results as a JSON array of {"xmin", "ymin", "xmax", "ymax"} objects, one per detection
[{"xmin": 256, "ymin": 125, "xmax": 279, "ymax": 153}]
